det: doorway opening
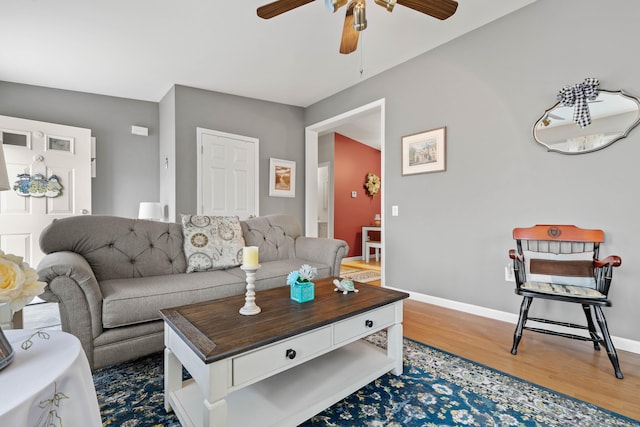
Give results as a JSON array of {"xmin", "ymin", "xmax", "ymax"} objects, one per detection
[{"xmin": 305, "ymin": 99, "xmax": 385, "ymax": 284}]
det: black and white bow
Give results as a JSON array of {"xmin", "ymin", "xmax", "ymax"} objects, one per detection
[{"xmin": 557, "ymin": 78, "xmax": 600, "ymax": 128}]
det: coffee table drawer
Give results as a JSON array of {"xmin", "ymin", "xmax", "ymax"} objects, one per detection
[
  {"xmin": 232, "ymin": 326, "xmax": 332, "ymax": 386},
  {"xmin": 334, "ymin": 304, "xmax": 395, "ymax": 344}
]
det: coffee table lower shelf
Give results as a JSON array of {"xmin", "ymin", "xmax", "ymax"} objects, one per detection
[{"xmin": 168, "ymin": 340, "xmax": 395, "ymax": 427}]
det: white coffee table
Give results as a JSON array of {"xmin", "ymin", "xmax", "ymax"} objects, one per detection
[{"xmin": 160, "ymin": 278, "xmax": 408, "ymax": 427}]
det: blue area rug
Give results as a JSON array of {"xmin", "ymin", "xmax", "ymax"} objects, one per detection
[{"xmin": 93, "ymin": 335, "xmax": 639, "ymax": 426}]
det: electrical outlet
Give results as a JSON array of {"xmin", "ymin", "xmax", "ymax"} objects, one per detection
[{"xmin": 504, "ymin": 265, "xmax": 515, "ymax": 282}]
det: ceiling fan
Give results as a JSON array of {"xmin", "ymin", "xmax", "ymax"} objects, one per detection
[{"xmin": 257, "ymin": 0, "xmax": 459, "ymax": 54}]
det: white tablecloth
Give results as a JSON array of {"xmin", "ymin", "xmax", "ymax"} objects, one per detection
[{"xmin": 0, "ymin": 329, "xmax": 102, "ymax": 426}]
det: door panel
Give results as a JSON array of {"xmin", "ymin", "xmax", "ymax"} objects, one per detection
[
  {"xmin": 46, "ymin": 166, "xmax": 74, "ymax": 214},
  {"xmin": 0, "ymin": 115, "xmax": 92, "ymax": 267},
  {"xmin": 197, "ymin": 128, "xmax": 258, "ymax": 219}
]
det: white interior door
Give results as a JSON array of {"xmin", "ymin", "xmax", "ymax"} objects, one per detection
[
  {"xmin": 197, "ymin": 128, "xmax": 258, "ymax": 219},
  {"xmin": 0, "ymin": 115, "xmax": 92, "ymax": 267}
]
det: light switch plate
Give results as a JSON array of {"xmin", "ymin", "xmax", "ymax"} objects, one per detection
[
  {"xmin": 392, "ymin": 205, "xmax": 399, "ymax": 216},
  {"xmin": 351, "ymin": 191, "xmax": 357, "ymax": 198}
]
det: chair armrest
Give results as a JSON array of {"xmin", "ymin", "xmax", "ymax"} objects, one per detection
[
  {"xmin": 508, "ymin": 249, "xmax": 523, "ymax": 260},
  {"xmin": 295, "ymin": 237, "xmax": 349, "ymax": 276},
  {"xmin": 595, "ymin": 255, "xmax": 622, "ymax": 268},
  {"xmin": 508, "ymin": 249, "xmax": 525, "ymax": 285},
  {"xmin": 37, "ymin": 251, "xmax": 104, "ymax": 350}
]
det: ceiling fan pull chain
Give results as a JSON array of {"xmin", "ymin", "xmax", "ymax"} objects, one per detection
[{"xmin": 360, "ymin": 34, "xmax": 365, "ymax": 78}]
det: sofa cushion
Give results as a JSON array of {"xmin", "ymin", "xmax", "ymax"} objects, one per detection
[
  {"xmin": 241, "ymin": 215, "xmax": 300, "ymax": 262},
  {"xmin": 100, "ymin": 269, "xmax": 247, "ymax": 328},
  {"xmin": 521, "ymin": 281, "xmax": 605, "ymax": 299},
  {"xmin": 181, "ymin": 215, "xmax": 245, "ymax": 273},
  {"xmin": 38, "ymin": 216, "xmax": 187, "ymax": 281}
]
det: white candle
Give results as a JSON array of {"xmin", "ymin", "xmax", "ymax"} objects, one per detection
[{"xmin": 242, "ymin": 246, "xmax": 259, "ymax": 268}]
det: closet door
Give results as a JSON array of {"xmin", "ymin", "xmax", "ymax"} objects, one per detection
[{"xmin": 197, "ymin": 128, "xmax": 258, "ymax": 220}]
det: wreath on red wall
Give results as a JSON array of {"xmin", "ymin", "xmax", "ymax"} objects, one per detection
[{"xmin": 364, "ymin": 172, "xmax": 380, "ymax": 197}]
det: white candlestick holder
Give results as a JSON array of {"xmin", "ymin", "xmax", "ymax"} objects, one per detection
[{"xmin": 239, "ymin": 264, "xmax": 261, "ymax": 316}]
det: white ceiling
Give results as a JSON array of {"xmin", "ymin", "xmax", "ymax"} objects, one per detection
[
  {"xmin": 331, "ymin": 109, "xmax": 383, "ymax": 148},
  {"xmin": 1, "ymin": 0, "xmax": 536, "ymax": 147}
]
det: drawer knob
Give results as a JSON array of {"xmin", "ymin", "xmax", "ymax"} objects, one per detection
[
  {"xmin": 286, "ymin": 349, "xmax": 296, "ymax": 360},
  {"xmin": 365, "ymin": 320, "xmax": 374, "ymax": 328}
]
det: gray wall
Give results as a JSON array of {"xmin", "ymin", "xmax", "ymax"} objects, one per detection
[
  {"xmin": 0, "ymin": 82, "xmax": 307, "ymax": 223},
  {"xmin": 305, "ymin": 0, "xmax": 640, "ymax": 342},
  {"xmin": 169, "ymin": 85, "xmax": 305, "ymax": 221},
  {"xmin": 318, "ymin": 133, "xmax": 334, "ymax": 165},
  {"xmin": 2, "ymin": 0, "xmax": 638, "ymax": 344},
  {"xmin": 0, "ymin": 82, "xmax": 159, "ymax": 218}
]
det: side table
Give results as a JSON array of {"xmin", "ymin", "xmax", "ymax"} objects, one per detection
[{"xmin": 0, "ymin": 329, "xmax": 102, "ymax": 426}]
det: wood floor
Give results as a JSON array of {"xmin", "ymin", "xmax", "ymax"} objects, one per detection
[{"xmin": 341, "ymin": 261, "xmax": 640, "ymax": 421}]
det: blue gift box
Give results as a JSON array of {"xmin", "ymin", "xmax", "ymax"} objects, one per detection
[{"xmin": 290, "ymin": 281, "xmax": 314, "ymax": 303}]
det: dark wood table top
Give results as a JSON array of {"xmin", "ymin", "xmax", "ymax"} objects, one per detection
[{"xmin": 160, "ymin": 277, "xmax": 409, "ymax": 364}]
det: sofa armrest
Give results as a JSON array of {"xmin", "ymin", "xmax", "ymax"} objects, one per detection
[
  {"xmin": 37, "ymin": 251, "xmax": 103, "ymax": 366},
  {"xmin": 295, "ymin": 237, "xmax": 349, "ymax": 276}
]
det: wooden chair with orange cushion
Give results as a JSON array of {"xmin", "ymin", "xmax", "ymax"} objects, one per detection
[{"xmin": 508, "ymin": 224, "xmax": 623, "ymax": 379}]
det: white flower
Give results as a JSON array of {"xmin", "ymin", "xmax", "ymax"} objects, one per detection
[
  {"xmin": 0, "ymin": 250, "xmax": 46, "ymax": 312},
  {"xmin": 298, "ymin": 264, "xmax": 317, "ymax": 282}
]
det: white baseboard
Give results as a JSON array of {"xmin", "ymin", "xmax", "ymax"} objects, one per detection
[{"xmin": 384, "ymin": 285, "xmax": 640, "ymax": 355}]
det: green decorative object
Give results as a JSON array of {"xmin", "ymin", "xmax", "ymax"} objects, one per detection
[{"xmin": 290, "ymin": 281, "xmax": 314, "ymax": 303}]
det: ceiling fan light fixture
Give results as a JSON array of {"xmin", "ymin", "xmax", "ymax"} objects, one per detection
[
  {"xmin": 353, "ymin": 1, "xmax": 367, "ymax": 31},
  {"xmin": 325, "ymin": 0, "xmax": 348, "ymax": 12},
  {"xmin": 374, "ymin": 0, "xmax": 396, "ymax": 12}
]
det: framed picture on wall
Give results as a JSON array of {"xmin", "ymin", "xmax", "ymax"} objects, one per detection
[
  {"xmin": 401, "ymin": 127, "xmax": 446, "ymax": 175},
  {"xmin": 269, "ymin": 158, "xmax": 296, "ymax": 197}
]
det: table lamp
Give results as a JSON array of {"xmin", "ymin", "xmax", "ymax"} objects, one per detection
[{"xmin": 138, "ymin": 202, "xmax": 163, "ymax": 221}]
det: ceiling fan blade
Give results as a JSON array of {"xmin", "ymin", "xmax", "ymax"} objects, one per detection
[
  {"xmin": 339, "ymin": 2, "xmax": 359, "ymax": 54},
  {"xmin": 257, "ymin": 0, "xmax": 315, "ymax": 19},
  {"xmin": 396, "ymin": 0, "xmax": 458, "ymax": 20}
]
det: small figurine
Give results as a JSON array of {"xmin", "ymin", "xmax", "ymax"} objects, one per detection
[
  {"xmin": 13, "ymin": 173, "xmax": 32, "ymax": 196},
  {"xmin": 29, "ymin": 173, "xmax": 47, "ymax": 197},
  {"xmin": 45, "ymin": 175, "xmax": 63, "ymax": 198},
  {"xmin": 333, "ymin": 278, "xmax": 359, "ymax": 295}
]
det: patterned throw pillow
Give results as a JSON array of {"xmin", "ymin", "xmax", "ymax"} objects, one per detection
[
  {"xmin": 181, "ymin": 215, "xmax": 245, "ymax": 273},
  {"xmin": 524, "ymin": 251, "xmax": 596, "ymax": 288}
]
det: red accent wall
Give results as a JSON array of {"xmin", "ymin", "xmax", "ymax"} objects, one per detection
[{"xmin": 334, "ymin": 133, "xmax": 381, "ymax": 257}]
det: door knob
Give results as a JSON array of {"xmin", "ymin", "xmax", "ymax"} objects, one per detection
[{"xmin": 81, "ymin": 209, "xmax": 89, "ymax": 215}]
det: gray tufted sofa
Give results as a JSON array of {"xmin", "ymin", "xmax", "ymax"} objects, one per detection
[{"xmin": 37, "ymin": 214, "xmax": 348, "ymax": 370}]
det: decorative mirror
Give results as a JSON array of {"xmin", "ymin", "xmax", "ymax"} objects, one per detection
[{"xmin": 533, "ymin": 85, "xmax": 640, "ymax": 154}]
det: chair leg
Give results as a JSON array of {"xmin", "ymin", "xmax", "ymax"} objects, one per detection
[
  {"xmin": 511, "ymin": 296, "xmax": 532, "ymax": 355},
  {"xmin": 593, "ymin": 305, "xmax": 624, "ymax": 379},
  {"xmin": 581, "ymin": 304, "xmax": 601, "ymax": 351}
]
